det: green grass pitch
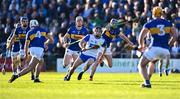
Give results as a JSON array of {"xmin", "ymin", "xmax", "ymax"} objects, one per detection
[{"xmin": 1, "ymin": 72, "xmax": 180, "ymax": 99}]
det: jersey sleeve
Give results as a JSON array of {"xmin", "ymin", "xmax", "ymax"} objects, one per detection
[
  {"xmin": 14, "ymin": 28, "xmax": 19, "ymax": 36},
  {"xmin": 84, "ymin": 28, "xmax": 89, "ymax": 35},
  {"xmin": 66, "ymin": 27, "xmax": 72, "ymax": 35},
  {"xmin": 26, "ymin": 31, "xmax": 31, "ymax": 41},
  {"xmin": 143, "ymin": 23, "xmax": 150, "ymax": 29},
  {"xmin": 168, "ymin": 21, "xmax": 173, "ymax": 27},
  {"xmin": 82, "ymin": 34, "xmax": 90, "ymax": 42}
]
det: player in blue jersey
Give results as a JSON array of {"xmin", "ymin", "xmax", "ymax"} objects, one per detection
[
  {"xmin": 144, "ymin": 33, "xmax": 170, "ymax": 78},
  {"xmin": 7, "ymin": 30, "xmax": 21, "ymax": 75},
  {"xmin": 64, "ymin": 26, "xmax": 106, "ymax": 81},
  {"xmin": 8, "ymin": 20, "xmax": 54, "ymax": 83},
  {"xmin": 138, "ymin": 6, "xmax": 177, "ymax": 88},
  {"xmin": 1, "ymin": 27, "xmax": 21, "ymax": 75},
  {"xmin": 8, "ymin": 17, "xmax": 30, "ymax": 61},
  {"xmin": 89, "ymin": 18, "xmax": 135, "ymax": 81},
  {"xmin": 7, "ymin": 17, "xmax": 35, "ymax": 79},
  {"xmin": 62, "ymin": 16, "xmax": 89, "ymax": 69}
]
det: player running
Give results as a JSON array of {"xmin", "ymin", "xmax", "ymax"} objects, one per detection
[
  {"xmin": 89, "ymin": 18, "xmax": 135, "ymax": 81},
  {"xmin": 140, "ymin": 32, "xmax": 170, "ymax": 78},
  {"xmin": 138, "ymin": 6, "xmax": 177, "ymax": 88},
  {"xmin": 8, "ymin": 19, "xmax": 54, "ymax": 83},
  {"xmin": 61, "ymin": 16, "xmax": 89, "ymax": 69},
  {"xmin": 64, "ymin": 26, "xmax": 106, "ymax": 81},
  {"xmin": 6, "ymin": 17, "xmax": 35, "ymax": 80},
  {"xmin": 7, "ymin": 28, "xmax": 21, "ymax": 75}
]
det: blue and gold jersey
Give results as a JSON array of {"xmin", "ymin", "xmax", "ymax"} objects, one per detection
[
  {"xmin": 102, "ymin": 27, "xmax": 120, "ymax": 47},
  {"xmin": 67, "ymin": 26, "xmax": 89, "ymax": 51},
  {"xmin": 26, "ymin": 27, "xmax": 48, "ymax": 49},
  {"xmin": 12, "ymin": 36, "xmax": 20, "ymax": 52},
  {"xmin": 15, "ymin": 26, "xmax": 30, "ymax": 49},
  {"xmin": 144, "ymin": 18, "xmax": 172, "ymax": 49},
  {"xmin": 9, "ymin": 32, "xmax": 20, "ymax": 52}
]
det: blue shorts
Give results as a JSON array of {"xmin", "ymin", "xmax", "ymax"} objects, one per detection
[{"xmin": 80, "ymin": 53, "xmax": 96, "ymax": 62}]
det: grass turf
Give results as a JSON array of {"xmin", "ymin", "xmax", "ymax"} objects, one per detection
[{"xmin": 1, "ymin": 72, "xmax": 180, "ymax": 99}]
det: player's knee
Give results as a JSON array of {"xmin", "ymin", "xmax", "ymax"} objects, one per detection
[{"xmin": 108, "ymin": 63, "xmax": 112, "ymax": 68}]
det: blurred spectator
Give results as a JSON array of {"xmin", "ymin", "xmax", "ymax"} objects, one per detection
[{"xmin": 0, "ymin": 0, "xmax": 179, "ymax": 58}]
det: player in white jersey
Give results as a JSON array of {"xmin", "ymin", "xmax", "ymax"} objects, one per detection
[{"xmin": 64, "ymin": 26, "xmax": 106, "ymax": 81}]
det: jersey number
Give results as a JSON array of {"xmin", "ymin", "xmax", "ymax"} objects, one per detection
[
  {"xmin": 36, "ymin": 31, "xmax": 41, "ymax": 38},
  {"xmin": 157, "ymin": 25, "xmax": 165, "ymax": 36}
]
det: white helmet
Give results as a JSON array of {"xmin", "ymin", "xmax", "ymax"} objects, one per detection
[{"xmin": 30, "ymin": 19, "xmax": 39, "ymax": 28}]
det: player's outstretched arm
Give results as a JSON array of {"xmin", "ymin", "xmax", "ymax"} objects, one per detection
[
  {"xmin": 168, "ymin": 26, "xmax": 177, "ymax": 46},
  {"xmin": 119, "ymin": 32, "xmax": 134, "ymax": 46},
  {"xmin": 7, "ymin": 24, "xmax": 19, "ymax": 50}
]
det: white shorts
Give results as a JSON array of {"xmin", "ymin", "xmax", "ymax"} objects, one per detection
[
  {"xmin": 98, "ymin": 47, "xmax": 112, "ymax": 55},
  {"xmin": 29, "ymin": 47, "xmax": 44, "ymax": 61},
  {"xmin": 19, "ymin": 49, "xmax": 25, "ymax": 58},
  {"xmin": 143, "ymin": 47, "xmax": 170, "ymax": 61},
  {"xmin": 11, "ymin": 52, "xmax": 19, "ymax": 58},
  {"xmin": 65, "ymin": 49, "xmax": 79, "ymax": 56}
]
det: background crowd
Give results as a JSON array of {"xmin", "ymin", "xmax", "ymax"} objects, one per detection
[{"xmin": 0, "ymin": 0, "xmax": 180, "ymax": 58}]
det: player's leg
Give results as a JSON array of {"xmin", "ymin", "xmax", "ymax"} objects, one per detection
[
  {"xmin": 89, "ymin": 52, "xmax": 104, "ymax": 81},
  {"xmin": 25, "ymin": 55, "xmax": 35, "ymax": 80},
  {"xmin": 158, "ymin": 60, "xmax": 163, "ymax": 77},
  {"xmin": 34, "ymin": 59, "xmax": 43, "ymax": 82},
  {"xmin": 71, "ymin": 52, "xmax": 79, "ymax": 68},
  {"xmin": 78, "ymin": 58, "xmax": 95, "ymax": 80},
  {"xmin": 148, "ymin": 60, "xmax": 157, "ymax": 79},
  {"xmin": 11, "ymin": 52, "xmax": 19, "ymax": 75},
  {"xmin": 138, "ymin": 56, "xmax": 151, "ymax": 88},
  {"xmin": 88, "ymin": 54, "xmax": 112, "ymax": 80},
  {"xmin": 103, "ymin": 54, "xmax": 112, "ymax": 68},
  {"xmin": 16, "ymin": 55, "xmax": 21, "ymax": 73},
  {"xmin": 63, "ymin": 49, "xmax": 73, "ymax": 68},
  {"xmin": 9, "ymin": 56, "xmax": 40, "ymax": 83},
  {"xmin": 164, "ymin": 54, "xmax": 170, "ymax": 76},
  {"xmin": 11, "ymin": 57, "xmax": 18, "ymax": 75},
  {"xmin": 89, "ymin": 61, "xmax": 99, "ymax": 81},
  {"xmin": 64, "ymin": 56, "xmax": 84, "ymax": 81},
  {"xmin": 102, "ymin": 47, "xmax": 112, "ymax": 68}
]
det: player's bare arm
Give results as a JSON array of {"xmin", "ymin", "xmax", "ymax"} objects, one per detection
[
  {"xmin": 138, "ymin": 28, "xmax": 149, "ymax": 50},
  {"xmin": 79, "ymin": 39, "xmax": 87, "ymax": 51},
  {"xmin": 62, "ymin": 33, "xmax": 70, "ymax": 48},
  {"xmin": 168, "ymin": 26, "xmax": 177, "ymax": 46},
  {"xmin": 45, "ymin": 33, "xmax": 54, "ymax": 50},
  {"xmin": 24, "ymin": 40, "xmax": 30, "ymax": 60},
  {"xmin": 119, "ymin": 32, "xmax": 134, "ymax": 46}
]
